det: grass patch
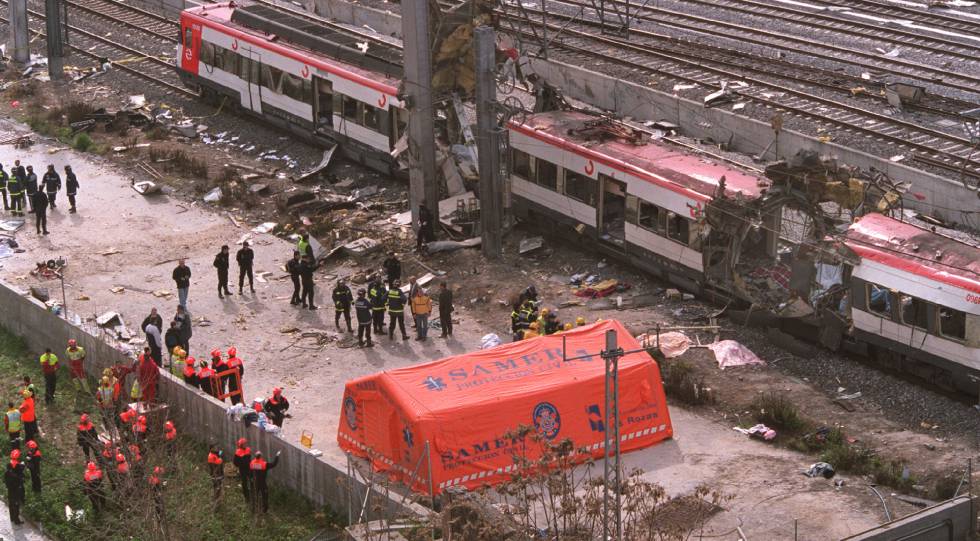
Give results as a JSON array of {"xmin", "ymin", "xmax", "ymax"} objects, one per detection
[
  {"xmin": 148, "ymin": 145, "xmax": 209, "ymax": 179},
  {"xmin": 72, "ymin": 133, "xmax": 93, "ymax": 152},
  {"xmin": 657, "ymin": 357, "xmax": 714, "ymax": 406},
  {"xmin": 0, "ymin": 328, "xmax": 339, "ymax": 541},
  {"xmin": 750, "ymin": 393, "xmax": 807, "ymax": 434}
]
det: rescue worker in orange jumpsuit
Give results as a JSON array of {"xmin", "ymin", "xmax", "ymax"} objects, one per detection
[
  {"xmin": 198, "ymin": 360, "xmax": 218, "ymax": 399},
  {"xmin": 23, "ymin": 440, "xmax": 40, "ymax": 494},
  {"xmin": 183, "ymin": 356, "xmax": 199, "ymax": 389},
  {"xmin": 263, "ymin": 388, "xmax": 290, "ymax": 428},
  {"xmin": 211, "ymin": 349, "xmax": 229, "ymax": 397},
  {"xmin": 232, "ymin": 438, "xmax": 252, "ymax": 503},
  {"xmin": 66, "ymin": 339, "xmax": 89, "ymax": 392},
  {"xmin": 83, "ymin": 461, "xmax": 105, "ymax": 512},
  {"xmin": 207, "ymin": 445, "xmax": 224, "ymax": 503},
  {"xmin": 18, "ymin": 389, "xmax": 37, "ymax": 444},
  {"xmin": 5, "ymin": 449, "xmax": 25, "ymax": 525},
  {"xmin": 77, "ymin": 413, "xmax": 98, "ymax": 461},
  {"xmin": 249, "ymin": 450, "xmax": 280, "ymax": 514},
  {"xmin": 225, "ymin": 347, "xmax": 244, "ymax": 405}
]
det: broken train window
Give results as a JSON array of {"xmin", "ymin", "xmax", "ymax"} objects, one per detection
[
  {"xmin": 511, "ymin": 149, "xmax": 532, "ymax": 180},
  {"xmin": 637, "ymin": 200, "xmax": 663, "ymax": 234},
  {"xmin": 866, "ymin": 283, "xmax": 891, "ymax": 318},
  {"xmin": 200, "ymin": 42, "xmax": 215, "ymax": 66},
  {"xmin": 667, "ymin": 212, "xmax": 690, "ymax": 246},
  {"xmin": 564, "ymin": 171, "xmax": 596, "ymax": 206},
  {"xmin": 536, "ymin": 159, "xmax": 558, "ymax": 191},
  {"xmin": 899, "ymin": 293, "xmax": 930, "ymax": 330},
  {"xmin": 939, "ymin": 306, "xmax": 966, "ymax": 341}
]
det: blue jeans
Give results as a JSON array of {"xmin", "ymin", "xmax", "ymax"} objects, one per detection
[
  {"xmin": 177, "ymin": 287, "xmax": 188, "ymax": 308},
  {"xmin": 415, "ymin": 314, "xmax": 429, "ymax": 339}
]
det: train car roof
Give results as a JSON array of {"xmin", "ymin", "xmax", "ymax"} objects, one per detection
[
  {"xmin": 846, "ymin": 213, "xmax": 980, "ymax": 295},
  {"xmin": 511, "ymin": 111, "xmax": 767, "ymax": 201},
  {"xmin": 183, "ymin": 3, "xmax": 400, "ymax": 94}
]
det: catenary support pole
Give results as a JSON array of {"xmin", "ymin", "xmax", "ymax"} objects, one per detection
[
  {"xmin": 8, "ymin": 0, "xmax": 29, "ymax": 64},
  {"xmin": 402, "ymin": 0, "xmax": 439, "ymax": 232},
  {"xmin": 474, "ymin": 26, "xmax": 502, "ymax": 259},
  {"xmin": 44, "ymin": 0, "xmax": 66, "ymax": 80},
  {"xmin": 602, "ymin": 329, "xmax": 623, "ymax": 541}
]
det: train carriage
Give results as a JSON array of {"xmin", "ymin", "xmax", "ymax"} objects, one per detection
[{"xmin": 176, "ymin": 3, "xmax": 407, "ymax": 174}]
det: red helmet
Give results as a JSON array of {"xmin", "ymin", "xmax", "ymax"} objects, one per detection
[
  {"xmin": 153, "ymin": 466, "xmax": 164, "ymax": 475},
  {"xmin": 273, "ymin": 387, "xmax": 282, "ymax": 396},
  {"xmin": 86, "ymin": 461, "xmax": 97, "ymax": 472},
  {"xmin": 10, "ymin": 449, "xmax": 20, "ymax": 459},
  {"xmin": 26, "ymin": 440, "xmax": 37, "ymax": 449},
  {"xmin": 80, "ymin": 413, "xmax": 89, "ymax": 423},
  {"xmin": 138, "ymin": 415, "xmax": 147, "ymax": 423},
  {"xmin": 116, "ymin": 453, "xmax": 126, "ymax": 463},
  {"xmin": 164, "ymin": 421, "xmax": 174, "ymax": 430},
  {"xmin": 211, "ymin": 349, "xmax": 221, "ymax": 359},
  {"xmin": 237, "ymin": 438, "xmax": 247, "ymax": 448},
  {"xmin": 228, "ymin": 347, "xmax": 237, "ymax": 357},
  {"xmin": 68, "ymin": 339, "xmax": 77, "ymax": 347},
  {"xmin": 186, "ymin": 356, "xmax": 196, "ymax": 366}
]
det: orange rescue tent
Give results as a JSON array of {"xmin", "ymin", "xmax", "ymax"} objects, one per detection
[{"xmin": 337, "ymin": 319, "xmax": 673, "ymax": 494}]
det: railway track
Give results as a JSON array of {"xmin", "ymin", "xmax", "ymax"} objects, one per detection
[
  {"xmin": 802, "ymin": 0, "xmax": 980, "ymax": 37},
  {"xmin": 500, "ymin": 6, "xmax": 980, "ymax": 180},
  {"xmin": 529, "ymin": 0, "xmax": 980, "ymax": 97},
  {"xmin": 68, "ymin": 0, "xmax": 179, "ymax": 43},
  {"xmin": 0, "ymin": 0, "xmax": 194, "ymax": 97},
  {"xmin": 648, "ymin": 0, "xmax": 980, "ymax": 61}
]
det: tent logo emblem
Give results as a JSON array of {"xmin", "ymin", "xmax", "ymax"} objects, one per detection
[
  {"xmin": 533, "ymin": 402, "xmax": 561, "ymax": 440},
  {"xmin": 422, "ymin": 376, "xmax": 447, "ymax": 391},
  {"xmin": 402, "ymin": 426, "xmax": 414, "ymax": 448},
  {"xmin": 344, "ymin": 397, "xmax": 358, "ymax": 430},
  {"xmin": 586, "ymin": 404, "xmax": 605, "ymax": 432}
]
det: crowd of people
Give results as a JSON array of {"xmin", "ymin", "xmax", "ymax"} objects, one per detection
[
  {"xmin": 0, "ymin": 160, "xmax": 80, "ymax": 235},
  {"xmin": 510, "ymin": 285, "xmax": 587, "ymax": 341}
]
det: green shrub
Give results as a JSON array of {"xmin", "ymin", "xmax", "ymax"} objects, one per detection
[
  {"xmin": 751, "ymin": 393, "xmax": 807, "ymax": 434},
  {"xmin": 659, "ymin": 358, "xmax": 714, "ymax": 406},
  {"xmin": 72, "ymin": 133, "xmax": 93, "ymax": 152}
]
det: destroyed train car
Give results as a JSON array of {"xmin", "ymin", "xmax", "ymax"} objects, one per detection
[{"xmin": 507, "ymin": 110, "xmax": 979, "ymax": 392}]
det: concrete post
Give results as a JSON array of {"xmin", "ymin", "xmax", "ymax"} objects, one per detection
[
  {"xmin": 8, "ymin": 0, "xmax": 29, "ymax": 65},
  {"xmin": 45, "ymin": 0, "xmax": 65, "ymax": 80},
  {"xmin": 402, "ymin": 0, "xmax": 439, "ymax": 230},
  {"xmin": 474, "ymin": 26, "xmax": 502, "ymax": 259}
]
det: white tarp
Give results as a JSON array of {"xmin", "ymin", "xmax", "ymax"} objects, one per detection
[{"xmin": 709, "ymin": 340, "xmax": 765, "ymax": 369}]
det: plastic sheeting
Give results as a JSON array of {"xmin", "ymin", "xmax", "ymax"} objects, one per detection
[
  {"xmin": 708, "ymin": 340, "xmax": 765, "ymax": 369},
  {"xmin": 337, "ymin": 320, "xmax": 673, "ymax": 494}
]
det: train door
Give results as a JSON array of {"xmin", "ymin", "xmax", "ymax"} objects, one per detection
[
  {"xmin": 179, "ymin": 23, "xmax": 201, "ymax": 73},
  {"xmin": 599, "ymin": 174, "xmax": 627, "ymax": 248},
  {"xmin": 313, "ymin": 77, "xmax": 333, "ymax": 133},
  {"xmin": 239, "ymin": 47, "xmax": 262, "ymax": 113}
]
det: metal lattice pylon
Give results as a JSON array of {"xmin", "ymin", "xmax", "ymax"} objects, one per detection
[{"xmin": 602, "ymin": 329, "xmax": 623, "ymax": 541}]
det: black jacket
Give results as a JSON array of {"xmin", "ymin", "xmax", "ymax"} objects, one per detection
[
  {"xmin": 213, "ymin": 252, "xmax": 229, "ymax": 273},
  {"xmin": 42, "ymin": 171, "xmax": 60, "ymax": 193},
  {"xmin": 172, "ymin": 265, "xmax": 191, "ymax": 288},
  {"xmin": 24, "ymin": 172, "xmax": 37, "ymax": 194},
  {"xmin": 233, "ymin": 449, "xmax": 251, "ymax": 474},
  {"xmin": 251, "ymin": 455, "xmax": 279, "ymax": 490},
  {"xmin": 65, "ymin": 171, "xmax": 79, "ymax": 194},
  {"xmin": 382, "ymin": 257, "xmax": 401, "ymax": 279},
  {"xmin": 32, "ymin": 191, "xmax": 48, "ymax": 211},
  {"xmin": 299, "ymin": 260, "xmax": 317, "ymax": 283},
  {"xmin": 332, "ymin": 285, "xmax": 353, "ymax": 309},
  {"xmin": 386, "ymin": 289, "xmax": 407, "ymax": 313},
  {"xmin": 438, "ymin": 289, "xmax": 454, "ymax": 314},
  {"xmin": 164, "ymin": 328, "xmax": 180, "ymax": 350},
  {"xmin": 5, "ymin": 173, "xmax": 20, "ymax": 194},
  {"xmin": 236, "ymin": 247, "xmax": 254, "ymax": 268},
  {"xmin": 355, "ymin": 298, "xmax": 372, "ymax": 323},
  {"xmin": 4, "ymin": 462, "xmax": 25, "ymax": 501},
  {"xmin": 11, "ymin": 166, "xmax": 25, "ymax": 183},
  {"xmin": 286, "ymin": 258, "xmax": 301, "ymax": 277},
  {"xmin": 368, "ymin": 283, "xmax": 387, "ymax": 310},
  {"xmin": 141, "ymin": 314, "xmax": 163, "ymax": 334},
  {"xmin": 175, "ymin": 312, "xmax": 192, "ymax": 340},
  {"xmin": 0, "ymin": 169, "xmax": 7, "ymax": 189}
]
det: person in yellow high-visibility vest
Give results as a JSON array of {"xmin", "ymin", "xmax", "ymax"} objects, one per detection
[
  {"xmin": 4, "ymin": 402, "xmax": 22, "ymax": 448},
  {"xmin": 65, "ymin": 339, "xmax": 89, "ymax": 392},
  {"xmin": 39, "ymin": 349, "xmax": 59, "ymax": 405}
]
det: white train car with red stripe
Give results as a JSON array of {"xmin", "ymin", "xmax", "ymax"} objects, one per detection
[{"xmin": 176, "ymin": 2, "xmax": 407, "ymax": 174}]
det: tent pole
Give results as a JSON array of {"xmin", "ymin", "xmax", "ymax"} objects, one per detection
[
  {"xmin": 346, "ymin": 453, "xmax": 353, "ymax": 525},
  {"xmin": 425, "ymin": 440, "xmax": 436, "ymax": 513}
]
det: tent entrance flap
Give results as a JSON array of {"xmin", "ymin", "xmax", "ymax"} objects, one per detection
[{"xmin": 337, "ymin": 319, "xmax": 673, "ymax": 494}]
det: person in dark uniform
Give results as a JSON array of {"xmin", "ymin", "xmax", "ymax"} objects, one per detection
[
  {"xmin": 213, "ymin": 245, "xmax": 231, "ymax": 299},
  {"xmin": 232, "ymin": 438, "xmax": 251, "ymax": 503},
  {"xmin": 417, "ymin": 204, "xmax": 434, "ymax": 253},
  {"xmin": 438, "ymin": 281, "xmax": 454, "ymax": 337},
  {"xmin": 332, "ymin": 279, "xmax": 354, "ymax": 332},
  {"xmin": 249, "ymin": 450, "xmax": 280, "ymax": 514},
  {"xmin": 23, "ymin": 164, "xmax": 36, "ymax": 214},
  {"xmin": 382, "ymin": 252, "xmax": 401, "ymax": 285},
  {"xmin": 386, "ymin": 280, "xmax": 409, "ymax": 340},
  {"xmin": 355, "ymin": 289, "xmax": 373, "ymax": 347},
  {"xmin": 64, "ymin": 165, "xmax": 79, "ymax": 213},
  {"xmin": 236, "ymin": 241, "xmax": 255, "ymax": 294},
  {"xmin": 42, "ymin": 165, "xmax": 60, "ymax": 209},
  {"xmin": 368, "ymin": 278, "xmax": 387, "ymax": 334},
  {"xmin": 299, "ymin": 254, "xmax": 318, "ymax": 310},
  {"xmin": 207, "ymin": 445, "xmax": 223, "ymax": 504},
  {"xmin": 24, "ymin": 440, "xmax": 41, "ymax": 494},
  {"xmin": 286, "ymin": 251, "xmax": 302, "ymax": 306},
  {"xmin": 0, "ymin": 164, "xmax": 8, "ymax": 211},
  {"xmin": 6, "ymin": 167, "xmax": 22, "ymax": 216},
  {"xmin": 4, "ymin": 449, "xmax": 25, "ymax": 525},
  {"xmin": 33, "ymin": 190, "xmax": 49, "ymax": 235}
]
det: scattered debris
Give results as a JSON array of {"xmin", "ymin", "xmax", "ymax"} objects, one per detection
[
  {"xmin": 96, "ymin": 311, "xmax": 131, "ymax": 340},
  {"xmin": 29, "ymin": 286, "xmax": 50, "ymax": 302},
  {"xmin": 110, "ymin": 286, "xmax": 125, "ymax": 294},
  {"xmin": 648, "ymin": 331, "xmax": 692, "ymax": 358},
  {"xmin": 100, "ymin": 248, "xmax": 122, "ymax": 256},
  {"xmin": 251, "ymin": 222, "xmax": 277, "ymax": 234},
  {"xmin": 672, "ymin": 83, "xmax": 697, "ymax": 92},
  {"xmin": 425, "ymin": 237, "xmax": 481, "ymax": 254},
  {"xmin": 480, "ymin": 333, "xmax": 502, "ymax": 350},
  {"xmin": 203, "ymin": 187, "xmax": 223, "ymax": 203},
  {"xmin": 803, "ymin": 462, "xmax": 836, "ymax": 479},
  {"xmin": 151, "ymin": 290, "xmax": 173, "ymax": 298},
  {"xmin": 708, "ymin": 340, "xmax": 764, "ymax": 369},
  {"xmin": 0, "ymin": 219, "xmax": 24, "ymax": 232},
  {"xmin": 132, "ymin": 180, "xmax": 161, "ymax": 195},
  {"xmin": 342, "ymin": 237, "xmax": 382, "ymax": 258},
  {"xmin": 733, "ymin": 423, "xmax": 777, "ymax": 441},
  {"xmin": 295, "ymin": 145, "xmax": 336, "ymax": 183}
]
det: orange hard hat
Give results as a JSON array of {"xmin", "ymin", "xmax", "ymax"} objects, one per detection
[
  {"xmin": 68, "ymin": 339, "xmax": 77, "ymax": 346},
  {"xmin": 26, "ymin": 440, "xmax": 37, "ymax": 449},
  {"xmin": 237, "ymin": 438, "xmax": 247, "ymax": 448},
  {"xmin": 227, "ymin": 347, "xmax": 237, "ymax": 357},
  {"xmin": 211, "ymin": 349, "xmax": 221, "ymax": 358},
  {"xmin": 10, "ymin": 449, "xmax": 21, "ymax": 459}
]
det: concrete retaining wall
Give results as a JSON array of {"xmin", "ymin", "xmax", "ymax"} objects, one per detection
[
  {"xmin": 0, "ymin": 280, "xmax": 422, "ymax": 519},
  {"xmin": 843, "ymin": 495, "xmax": 977, "ymax": 541},
  {"xmin": 529, "ymin": 58, "xmax": 978, "ymax": 226}
]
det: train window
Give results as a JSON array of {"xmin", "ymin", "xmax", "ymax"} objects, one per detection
[
  {"xmin": 511, "ymin": 149, "xmax": 531, "ymax": 180},
  {"xmin": 302, "ymin": 79, "xmax": 312, "ymax": 103},
  {"xmin": 866, "ymin": 283, "xmax": 891, "ymax": 318},
  {"xmin": 565, "ymin": 171, "xmax": 596, "ymax": 206},
  {"xmin": 200, "ymin": 42, "xmax": 214, "ymax": 66},
  {"xmin": 536, "ymin": 159, "xmax": 558, "ymax": 191},
  {"xmin": 282, "ymin": 73, "xmax": 302, "ymax": 101},
  {"xmin": 239, "ymin": 57, "xmax": 251, "ymax": 81},
  {"xmin": 184, "ymin": 27, "xmax": 192, "ymax": 47},
  {"xmin": 638, "ymin": 200, "xmax": 663, "ymax": 233},
  {"xmin": 261, "ymin": 65, "xmax": 283, "ymax": 93},
  {"xmin": 667, "ymin": 212, "xmax": 690, "ymax": 245},
  {"xmin": 342, "ymin": 96, "xmax": 359, "ymax": 122},
  {"xmin": 899, "ymin": 293, "xmax": 929, "ymax": 329},
  {"xmin": 939, "ymin": 307, "xmax": 966, "ymax": 341},
  {"xmin": 362, "ymin": 104, "xmax": 380, "ymax": 131}
]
